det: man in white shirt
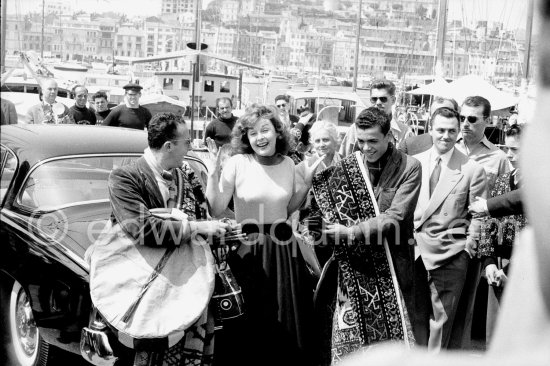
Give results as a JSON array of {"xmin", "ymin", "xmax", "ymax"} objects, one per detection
[{"xmin": 413, "ymin": 107, "xmax": 487, "ymax": 351}]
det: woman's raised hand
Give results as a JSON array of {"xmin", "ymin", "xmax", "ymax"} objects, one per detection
[{"xmin": 303, "ymin": 157, "xmax": 324, "ymax": 187}]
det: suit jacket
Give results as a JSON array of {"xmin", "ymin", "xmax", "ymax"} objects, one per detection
[
  {"xmin": 487, "ymin": 174, "xmax": 523, "ymax": 217},
  {"xmin": 357, "ymin": 147, "xmax": 422, "ymax": 250},
  {"xmin": 398, "ymin": 133, "xmax": 433, "ymax": 156},
  {"xmin": 108, "ymin": 157, "xmax": 203, "ymax": 247},
  {"xmin": 1, "ymin": 98, "xmax": 18, "ymax": 124},
  {"xmin": 25, "ymin": 102, "xmax": 70, "ymax": 124},
  {"xmin": 413, "ymin": 148, "xmax": 487, "ymax": 270}
]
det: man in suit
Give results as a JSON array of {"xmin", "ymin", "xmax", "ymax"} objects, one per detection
[
  {"xmin": 413, "ymin": 107, "xmax": 487, "ymax": 352},
  {"xmin": 1, "ymin": 98, "xmax": 18, "ymax": 124},
  {"xmin": 25, "ymin": 78, "xmax": 71, "ymax": 124},
  {"xmin": 399, "ymin": 96, "xmax": 459, "ymax": 346},
  {"xmin": 101, "ymin": 112, "xmax": 230, "ymax": 366},
  {"xmin": 398, "ymin": 97, "xmax": 459, "ymax": 156}
]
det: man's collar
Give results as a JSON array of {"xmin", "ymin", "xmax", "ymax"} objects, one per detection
[{"xmin": 430, "ymin": 145, "xmax": 455, "ymax": 164}]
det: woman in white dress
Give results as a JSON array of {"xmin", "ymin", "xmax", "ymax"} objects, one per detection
[{"xmin": 206, "ymin": 105, "xmax": 320, "ymax": 366}]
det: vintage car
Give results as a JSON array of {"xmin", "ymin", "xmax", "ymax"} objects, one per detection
[{"xmin": 0, "ymin": 124, "xmax": 209, "ymax": 366}]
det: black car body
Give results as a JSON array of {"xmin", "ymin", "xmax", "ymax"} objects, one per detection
[{"xmin": 0, "ymin": 124, "xmax": 209, "ymax": 366}]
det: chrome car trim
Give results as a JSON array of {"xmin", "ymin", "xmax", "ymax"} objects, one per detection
[
  {"xmin": 0, "ymin": 143, "xmax": 19, "ymax": 207},
  {"xmin": 0, "ymin": 209, "xmax": 90, "ymax": 272},
  {"xmin": 80, "ymin": 327, "xmax": 117, "ymax": 366}
]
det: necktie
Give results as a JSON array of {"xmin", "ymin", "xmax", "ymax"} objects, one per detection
[
  {"xmin": 162, "ymin": 170, "xmax": 177, "ymax": 208},
  {"xmin": 429, "ymin": 157, "xmax": 442, "ymax": 197}
]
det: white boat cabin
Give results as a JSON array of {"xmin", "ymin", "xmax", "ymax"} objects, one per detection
[
  {"xmin": 285, "ymin": 90, "xmax": 367, "ymax": 127},
  {"xmin": 155, "ymin": 71, "xmax": 239, "ymax": 111}
]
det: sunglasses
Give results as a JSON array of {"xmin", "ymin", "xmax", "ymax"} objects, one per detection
[
  {"xmin": 171, "ymin": 138, "xmax": 192, "ymax": 146},
  {"xmin": 370, "ymin": 96, "xmax": 389, "ymax": 103},
  {"xmin": 459, "ymin": 115, "xmax": 485, "ymax": 123},
  {"xmin": 276, "ymin": 103, "xmax": 287, "ymax": 108}
]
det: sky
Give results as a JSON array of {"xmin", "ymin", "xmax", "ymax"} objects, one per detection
[{"xmin": 6, "ymin": 0, "xmax": 534, "ymax": 31}]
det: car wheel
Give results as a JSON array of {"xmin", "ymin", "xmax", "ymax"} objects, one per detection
[{"xmin": 6, "ymin": 280, "xmax": 54, "ymax": 366}]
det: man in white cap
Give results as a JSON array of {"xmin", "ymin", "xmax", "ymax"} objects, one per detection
[{"xmin": 103, "ymin": 83, "xmax": 152, "ymax": 130}]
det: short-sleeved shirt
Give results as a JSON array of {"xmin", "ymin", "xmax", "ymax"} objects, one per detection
[
  {"xmin": 102, "ymin": 105, "xmax": 152, "ymax": 130},
  {"xmin": 456, "ymin": 135, "xmax": 510, "ymax": 191},
  {"xmin": 219, "ymin": 154, "xmax": 295, "ymax": 223}
]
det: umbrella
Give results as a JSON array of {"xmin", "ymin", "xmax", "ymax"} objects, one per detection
[
  {"xmin": 447, "ymin": 74, "xmax": 518, "ymax": 111},
  {"xmin": 405, "ymin": 76, "xmax": 452, "ymax": 97},
  {"xmin": 140, "ymin": 94, "xmax": 188, "ymax": 117}
]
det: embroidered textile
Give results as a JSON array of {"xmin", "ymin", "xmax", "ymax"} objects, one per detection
[
  {"xmin": 310, "ymin": 152, "xmax": 413, "ymax": 364},
  {"xmin": 479, "ymin": 171, "xmax": 526, "ymax": 259}
]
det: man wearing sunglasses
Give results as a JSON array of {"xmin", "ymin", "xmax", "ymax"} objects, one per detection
[
  {"xmin": 451, "ymin": 95, "xmax": 510, "ymax": 351},
  {"xmin": 339, "ymin": 80, "xmax": 413, "ymax": 156},
  {"xmin": 275, "ymin": 95, "xmax": 299, "ymax": 127}
]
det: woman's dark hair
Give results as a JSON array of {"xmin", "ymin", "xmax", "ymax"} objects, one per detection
[
  {"xmin": 231, "ymin": 105, "xmax": 290, "ymax": 155},
  {"xmin": 355, "ymin": 106, "xmax": 392, "ymax": 135},
  {"xmin": 148, "ymin": 112, "xmax": 185, "ymax": 150}
]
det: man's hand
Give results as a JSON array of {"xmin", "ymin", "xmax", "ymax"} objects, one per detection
[
  {"xmin": 192, "ymin": 220, "xmax": 231, "ymax": 237},
  {"xmin": 465, "ymin": 237, "xmax": 478, "ymax": 258},
  {"xmin": 485, "ymin": 264, "xmax": 499, "ymax": 285},
  {"xmin": 469, "ymin": 196, "xmax": 489, "ymax": 217},
  {"xmin": 323, "ymin": 223, "xmax": 355, "ymax": 243}
]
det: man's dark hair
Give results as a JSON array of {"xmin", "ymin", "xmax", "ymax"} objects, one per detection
[
  {"xmin": 462, "ymin": 96, "xmax": 492, "ymax": 118},
  {"xmin": 274, "ymin": 95, "xmax": 289, "ymax": 103},
  {"xmin": 355, "ymin": 106, "xmax": 391, "ymax": 135},
  {"xmin": 93, "ymin": 91, "xmax": 108, "ymax": 101},
  {"xmin": 371, "ymin": 79, "xmax": 396, "ymax": 96},
  {"xmin": 506, "ymin": 124, "xmax": 522, "ymax": 137},
  {"xmin": 429, "ymin": 107, "xmax": 460, "ymax": 129},
  {"xmin": 216, "ymin": 97, "xmax": 232, "ymax": 108},
  {"xmin": 148, "ymin": 112, "xmax": 185, "ymax": 150},
  {"xmin": 432, "ymin": 96, "xmax": 459, "ymax": 112}
]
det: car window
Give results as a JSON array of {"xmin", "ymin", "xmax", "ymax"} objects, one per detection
[
  {"xmin": 19, "ymin": 155, "xmax": 140, "ymax": 210},
  {"xmin": 0, "ymin": 146, "xmax": 18, "ymax": 205}
]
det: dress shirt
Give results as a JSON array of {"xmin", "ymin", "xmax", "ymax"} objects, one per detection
[
  {"xmin": 143, "ymin": 148, "xmax": 172, "ymax": 207},
  {"xmin": 429, "ymin": 146, "xmax": 454, "ymax": 176},
  {"xmin": 455, "ymin": 135, "xmax": 510, "ymax": 190}
]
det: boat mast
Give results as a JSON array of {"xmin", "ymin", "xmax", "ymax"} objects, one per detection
[
  {"xmin": 41, "ymin": 0, "xmax": 45, "ymax": 59},
  {"xmin": 352, "ymin": 0, "xmax": 362, "ymax": 92},
  {"xmin": 522, "ymin": 0, "xmax": 535, "ymax": 88},
  {"xmin": 434, "ymin": 0, "xmax": 448, "ymax": 78},
  {"xmin": 190, "ymin": 0, "xmax": 202, "ymax": 137},
  {"xmin": 1, "ymin": 0, "xmax": 7, "ymax": 73}
]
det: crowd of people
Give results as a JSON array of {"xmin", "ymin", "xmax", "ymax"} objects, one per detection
[{"xmin": 1, "ymin": 76, "xmax": 527, "ymax": 366}]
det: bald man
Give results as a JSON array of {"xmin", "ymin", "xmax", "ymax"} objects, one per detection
[{"xmin": 26, "ymin": 78, "xmax": 71, "ymax": 124}]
